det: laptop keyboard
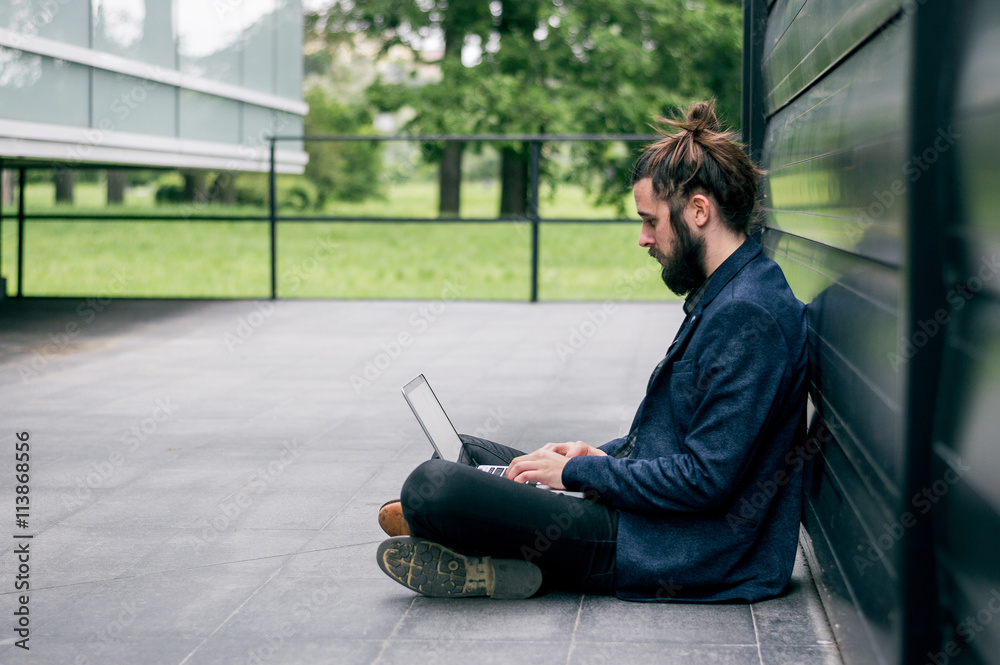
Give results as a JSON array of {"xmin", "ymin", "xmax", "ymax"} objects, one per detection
[{"xmin": 478, "ymin": 465, "xmax": 508, "ymax": 476}]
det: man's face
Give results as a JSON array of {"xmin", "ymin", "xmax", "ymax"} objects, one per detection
[{"xmin": 634, "ymin": 178, "xmax": 707, "ymax": 296}]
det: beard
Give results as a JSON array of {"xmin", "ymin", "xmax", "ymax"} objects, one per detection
[{"xmin": 649, "ymin": 216, "xmax": 707, "ymax": 297}]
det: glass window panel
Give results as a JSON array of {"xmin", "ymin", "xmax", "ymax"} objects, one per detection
[
  {"xmin": 241, "ymin": 0, "xmax": 276, "ymax": 94},
  {"xmin": 282, "ymin": 113, "xmax": 302, "ymax": 153},
  {"xmin": 91, "ymin": 69, "xmax": 177, "ymax": 137},
  {"xmin": 0, "ymin": 48, "xmax": 89, "ymax": 126},
  {"xmin": 0, "ymin": 0, "xmax": 90, "ymax": 47},
  {"xmin": 176, "ymin": 0, "xmax": 242, "ymax": 85},
  {"xmin": 92, "ymin": 0, "xmax": 176, "ymax": 69},
  {"xmin": 179, "ymin": 89, "xmax": 239, "ymax": 144},
  {"xmin": 286, "ymin": 114, "xmax": 302, "ymax": 132},
  {"xmin": 242, "ymin": 103, "xmax": 301, "ymax": 155},
  {"xmin": 274, "ymin": 0, "xmax": 302, "ymax": 100}
]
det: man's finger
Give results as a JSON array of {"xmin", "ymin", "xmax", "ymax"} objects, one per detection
[{"xmin": 506, "ymin": 458, "xmax": 534, "ymax": 481}]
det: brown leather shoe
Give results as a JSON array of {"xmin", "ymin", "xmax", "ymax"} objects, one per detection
[{"xmin": 378, "ymin": 499, "xmax": 410, "ymax": 537}]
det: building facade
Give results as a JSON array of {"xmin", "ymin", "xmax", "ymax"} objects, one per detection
[{"xmin": 0, "ymin": 0, "xmax": 306, "ymax": 172}]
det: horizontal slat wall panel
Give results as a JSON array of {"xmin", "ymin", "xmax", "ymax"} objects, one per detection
[
  {"xmin": 766, "ymin": 243, "xmax": 903, "ymax": 665},
  {"xmin": 800, "ymin": 424, "xmax": 898, "ymax": 665},
  {"xmin": 766, "ymin": 232, "xmax": 903, "ymax": 490},
  {"xmin": 756, "ymin": 0, "xmax": 1000, "ymax": 662},
  {"xmin": 933, "ymin": 2, "xmax": 1000, "ymax": 661},
  {"xmin": 762, "ymin": 22, "xmax": 910, "ymax": 494},
  {"xmin": 759, "ymin": 3, "xmax": 914, "ymax": 664},
  {"xmin": 763, "ymin": 0, "xmax": 900, "ymax": 114},
  {"xmin": 763, "ymin": 0, "xmax": 810, "ymax": 62},
  {"xmin": 764, "ymin": 22, "xmax": 910, "ymax": 266},
  {"xmin": 801, "ymin": 506, "xmax": 893, "ymax": 665}
]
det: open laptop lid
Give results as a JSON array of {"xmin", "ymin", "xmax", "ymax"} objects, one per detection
[{"xmin": 401, "ymin": 374, "xmax": 465, "ymax": 463}]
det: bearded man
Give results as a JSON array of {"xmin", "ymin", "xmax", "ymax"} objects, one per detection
[{"xmin": 375, "ymin": 101, "xmax": 809, "ymax": 602}]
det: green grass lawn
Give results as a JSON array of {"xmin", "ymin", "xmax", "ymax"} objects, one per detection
[{"xmin": 1, "ymin": 180, "xmax": 675, "ymax": 301}]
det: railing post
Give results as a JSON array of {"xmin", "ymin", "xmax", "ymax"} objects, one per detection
[
  {"xmin": 269, "ymin": 138, "xmax": 277, "ymax": 300},
  {"xmin": 742, "ymin": 0, "xmax": 768, "ymax": 244},
  {"xmin": 741, "ymin": 0, "xmax": 767, "ymax": 165},
  {"xmin": 17, "ymin": 166, "xmax": 25, "ymax": 298},
  {"xmin": 529, "ymin": 141, "xmax": 540, "ymax": 303}
]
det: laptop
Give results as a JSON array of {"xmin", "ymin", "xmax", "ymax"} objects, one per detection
[{"xmin": 401, "ymin": 374, "xmax": 585, "ymax": 498}]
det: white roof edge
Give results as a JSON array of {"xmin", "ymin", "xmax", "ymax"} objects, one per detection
[{"xmin": 0, "ymin": 120, "xmax": 308, "ymax": 173}]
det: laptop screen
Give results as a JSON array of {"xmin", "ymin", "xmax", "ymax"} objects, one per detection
[{"xmin": 401, "ymin": 375, "xmax": 465, "ymax": 463}]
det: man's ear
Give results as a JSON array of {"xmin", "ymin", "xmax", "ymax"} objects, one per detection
[{"xmin": 687, "ymin": 193, "xmax": 712, "ymax": 229}]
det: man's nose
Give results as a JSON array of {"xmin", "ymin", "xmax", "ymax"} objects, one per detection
[{"xmin": 638, "ymin": 225, "xmax": 654, "ymax": 247}]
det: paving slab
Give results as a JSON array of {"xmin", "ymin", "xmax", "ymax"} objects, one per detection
[{"xmin": 0, "ymin": 298, "xmax": 842, "ymax": 664}]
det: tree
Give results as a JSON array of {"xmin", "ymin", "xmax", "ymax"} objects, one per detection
[
  {"xmin": 107, "ymin": 170, "xmax": 126, "ymax": 205},
  {"xmin": 546, "ymin": 0, "xmax": 743, "ymax": 210},
  {"xmin": 181, "ymin": 171, "xmax": 207, "ymax": 203},
  {"xmin": 1, "ymin": 169, "xmax": 13, "ymax": 206},
  {"xmin": 311, "ymin": 0, "xmax": 741, "ymax": 216},
  {"xmin": 314, "ymin": 0, "xmax": 493, "ymax": 215},
  {"xmin": 54, "ymin": 169, "xmax": 74, "ymax": 204}
]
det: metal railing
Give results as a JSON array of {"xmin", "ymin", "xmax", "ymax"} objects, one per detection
[{"xmin": 1, "ymin": 134, "xmax": 657, "ymax": 301}]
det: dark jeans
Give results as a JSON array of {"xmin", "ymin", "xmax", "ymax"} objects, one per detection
[{"xmin": 400, "ymin": 435, "xmax": 619, "ymax": 595}]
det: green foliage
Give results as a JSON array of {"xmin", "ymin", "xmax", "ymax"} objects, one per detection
[
  {"xmin": 150, "ymin": 172, "xmax": 319, "ymax": 209},
  {"xmin": 303, "ymin": 49, "xmax": 333, "ymax": 77},
  {"xmin": 303, "ymin": 87, "xmax": 385, "ymax": 207},
  {"xmin": 230, "ymin": 173, "xmax": 320, "ymax": 209},
  {"xmin": 154, "ymin": 182, "xmax": 184, "ymax": 204},
  {"xmin": 125, "ymin": 170, "xmax": 159, "ymax": 187},
  {"xmin": 74, "ymin": 170, "xmax": 102, "ymax": 184},
  {"xmin": 313, "ymin": 0, "xmax": 742, "ymax": 214},
  {"xmin": 153, "ymin": 172, "xmax": 184, "ymax": 204},
  {"xmin": 235, "ymin": 181, "xmax": 267, "ymax": 207}
]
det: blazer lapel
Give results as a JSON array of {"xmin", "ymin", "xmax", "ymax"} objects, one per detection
[
  {"xmin": 616, "ymin": 312, "xmax": 701, "ymax": 459},
  {"xmin": 623, "ymin": 238, "xmax": 763, "ymax": 458},
  {"xmin": 647, "ymin": 312, "xmax": 701, "ymax": 391}
]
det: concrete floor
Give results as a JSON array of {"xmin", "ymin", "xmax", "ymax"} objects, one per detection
[{"xmin": 0, "ymin": 298, "xmax": 842, "ymax": 664}]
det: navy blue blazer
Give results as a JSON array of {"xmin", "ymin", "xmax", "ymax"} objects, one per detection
[{"xmin": 563, "ymin": 237, "xmax": 808, "ymax": 602}]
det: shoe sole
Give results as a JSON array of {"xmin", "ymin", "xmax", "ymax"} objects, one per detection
[{"xmin": 376, "ymin": 537, "xmax": 541, "ymax": 599}]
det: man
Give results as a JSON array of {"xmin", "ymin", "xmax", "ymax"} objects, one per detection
[{"xmin": 376, "ymin": 101, "xmax": 808, "ymax": 602}]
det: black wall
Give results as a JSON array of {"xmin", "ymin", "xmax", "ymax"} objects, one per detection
[{"xmin": 744, "ymin": 0, "xmax": 1000, "ymax": 664}]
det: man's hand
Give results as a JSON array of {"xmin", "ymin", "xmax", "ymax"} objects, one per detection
[
  {"xmin": 541, "ymin": 441, "xmax": 608, "ymax": 458},
  {"xmin": 506, "ymin": 441, "xmax": 606, "ymax": 489}
]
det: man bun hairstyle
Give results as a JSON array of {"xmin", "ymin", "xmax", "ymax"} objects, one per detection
[{"xmin": 632, "ymin": 100, "xmax": 764, "ymax": 236}]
